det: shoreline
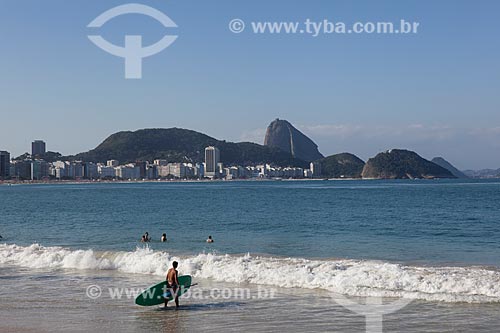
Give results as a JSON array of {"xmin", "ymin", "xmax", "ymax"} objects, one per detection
[
  {"xmin": 2, "ymin": 177, "xmax": 496, "ymax": 186},
  {"xmin": 0, "ymin": 177, "xmax": 348, "ymax": 186}
]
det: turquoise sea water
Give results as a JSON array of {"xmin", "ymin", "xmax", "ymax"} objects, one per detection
[
  {"xmin": 1, "ymin": 179, "xmax": 500, "ymax": 265},
  {"xmin": 1, "ymin": 179, "xmax": 500, "ymax": 332}
]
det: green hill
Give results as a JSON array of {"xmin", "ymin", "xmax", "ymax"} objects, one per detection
[
  {"xmin": 362, "ymin": 149, "xmax": 456, "ymax": 179},
  {"xmin": 68, "ymin": 128, "xmax": 308, "ymax": 167},
  {"xmin": 317, "ymin": 153, "xmax": 365, "ymax": 178}
]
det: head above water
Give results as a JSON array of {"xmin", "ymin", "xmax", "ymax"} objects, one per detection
[{"xmin": 172, "ymin": 261, "xmax": 178, "ymax": 268}]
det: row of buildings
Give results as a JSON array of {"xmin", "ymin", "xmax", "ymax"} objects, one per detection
[{"xmin": 0, "ymin": 143, "xmax": 322, "ymax": 181}]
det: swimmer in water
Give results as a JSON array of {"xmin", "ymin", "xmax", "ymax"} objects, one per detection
[
  {"xmin": 141, "ymin": 232, "xmax": 150, "ymax": 242},
  {"xmin": 206, "ymin": 235, "xmax": 214, "ymax": 243}
]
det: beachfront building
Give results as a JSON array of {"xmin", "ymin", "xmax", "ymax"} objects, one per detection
[
  {"xmin": 73, "ymin": 161, "xmax": 84, "ymax": 178},
  {"xmin": 310, "ymin": 162, "xmax": 322, "ymax": 178},
  {"xmin": 156, "ymin": 165, "xmax": 169, "ymax": 178},
  {"xmin": 0, "ymin": 151, "xmax": 10, "ymax": 179},
  {"xmin": 83, "ymin": 162, "xmax": 99, "ymax": 179},
  {"xmin": 135, "ymin": 161, "xmax": 147, "ymax": 179},
  {"xmin": 145, "ymin": 164, "xmax": 158, "ymax": 179},
  {"xmin": 107, "ymin": 160, "xmax": 119, "ymax": 167},
  {"xmin": 156, "ymin": 163, "xmax": 195, "ymax": 179},
  {"xmin": 245, "ymin": 166, "xmax": 261, "ymax": 178},
  {"xmin": 52, "ymin": 161, "xmax": 75, "ymax": 179},
  {"xmin": 11, "ymin": 160, "xmax": 31, "ymax": 180},
  {"xmin": 204, "ymin": 146, "xmax": 220, "ymax": 179},
  {"xmin": 31, "ymin": 160, "xmax": 49, "ymax": 180},
  {"xmin": 115, "ymin": 164, "xmax": 140, "ymax": 180},
  {"xmin": 256, "ymin": 164, "xmax": 267, "ymax": 178},
  {"xmin": 225, "ymin": 166, "xmax": 242, "ymax": 180},
  {"xmin": 98, "ymin": 164, "xmax": 115, "ymax": 178},
  {"xmin": 168, "ymin": 163, "xmax": 187, "ymax": 178},
  {"xmin": 194, "ymin": 163, "xmax": 204, "ymax": 178},
  {"xmin": 31, "ymin": 140, "xmax": 46, "ymax": 156},
  {"xmin": 283, "ymin": 167, "xmax": 304, "ymax": 178}
]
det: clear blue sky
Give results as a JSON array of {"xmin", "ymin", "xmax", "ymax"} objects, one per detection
[{"xmin": 1, "ymin": 0, "xmax": 499, "ymax": 169}]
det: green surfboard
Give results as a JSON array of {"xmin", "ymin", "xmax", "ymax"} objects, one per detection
[{"xmin": 135, "ymin": 275, "xmax": 192, "ymax": 306}]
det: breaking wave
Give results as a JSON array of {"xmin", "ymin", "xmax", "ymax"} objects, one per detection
[{"xmin": 1, "ymin": 243, "xmax": 500, "ymax": 303}]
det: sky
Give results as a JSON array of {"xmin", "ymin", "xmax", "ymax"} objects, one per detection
[{"xmin": 0, "ymin": 0, "xmax": 499, "ymax": 169}]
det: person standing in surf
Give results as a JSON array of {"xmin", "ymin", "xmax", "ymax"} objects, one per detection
[{"xmin": 165, "ymin": 261, "xmax": 180, "ymax": 309}]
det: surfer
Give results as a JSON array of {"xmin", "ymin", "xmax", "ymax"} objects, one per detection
[
  {"xmin": 161, "ymin": 233, "xmax": 167, "ymax": 242},
  {"xmin": 165, "ymin": 261, "xmax": 180, "ymax": 309},
  {"xmin": 206, "ymin": 235, "xmax": 214, "ymax": 243}
]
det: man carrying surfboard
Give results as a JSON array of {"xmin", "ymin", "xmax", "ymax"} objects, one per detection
[{"xmin": 165, "ymin": 261, "xmax": 180, "ymax": 309}]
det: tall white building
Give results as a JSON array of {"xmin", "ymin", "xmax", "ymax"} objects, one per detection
[
  {"xmin": 204, "ymin": 146, "xmax": 220, "ymax": 179},
  {"xmin": 310, "ymin": 162, "xmax": 322, "ymax": 178}
]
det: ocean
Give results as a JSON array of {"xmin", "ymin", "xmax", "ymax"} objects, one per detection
[{"xmin": 1, "ymin": 179, "xmax": 500, "ymax": 332}]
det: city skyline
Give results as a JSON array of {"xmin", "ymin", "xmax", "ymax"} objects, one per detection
[
  {"xmin": 1, "ymin": 144, "xmax": 320, "ymax": 181},
  {"xmin": 1, "ymin": 0, "xmax": 500, "ymax": 169},
  {"xmin": 0, "ymin": 136, "xmax": 488, "ymax": 180},
  {"xmin": 0, "ymin": 123, "xmax": 499, "ymax": 173}
]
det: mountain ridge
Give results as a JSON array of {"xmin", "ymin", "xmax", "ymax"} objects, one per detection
[
  {"xmin": 63, "ymin": 121, "xmax": 466, "ymax": 180},
  {"xmin": 68, "ymin": 128, "xmax": 308, "ymax": 167}
]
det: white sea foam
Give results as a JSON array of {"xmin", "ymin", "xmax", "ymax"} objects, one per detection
[{"xmin": 1, "ymin": 243, "xmax": 500, "ymax": 303}]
